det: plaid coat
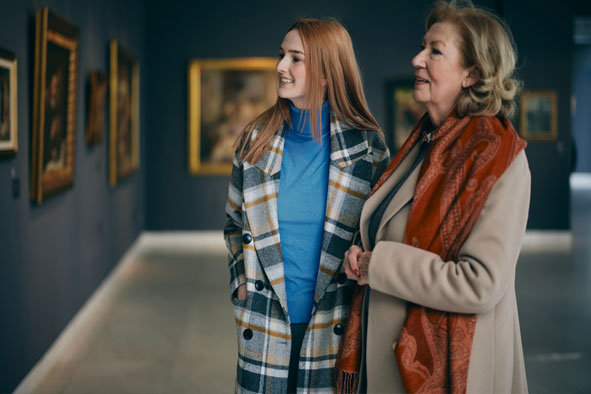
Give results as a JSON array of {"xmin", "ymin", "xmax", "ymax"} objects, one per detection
[{"xmin": 224, "ymin": 113, "xmax": 389, "ymax": 393}]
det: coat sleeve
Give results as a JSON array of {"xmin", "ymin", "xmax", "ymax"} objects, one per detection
[
  {"xmin": 369, "ymin": 131, "xmax": 391, "ymax": 190},
  {"xmin": 367, "ymin": 150, "xmax": 530, "ymax": 314},
  {"xmin": 352, "ymin": 131, "xmax": 391, "ymax": 246},
  {"xmin": 224, "ymin": 151, "xmax": 246, "ymax": 298}
]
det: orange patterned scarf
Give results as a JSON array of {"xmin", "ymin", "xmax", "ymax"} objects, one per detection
[{"xmin": 335, "ymin": 111, "xmax": 526, "ymax": 393}]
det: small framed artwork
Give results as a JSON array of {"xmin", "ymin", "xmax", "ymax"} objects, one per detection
[
  {"xmin": 0, "ymin": 48, "xmax": 17, "ymax": 153},
  {"xmin": 519, "ymin": 91, "xmax": 558, "ymax": 141},
  {"xmin": 85, "ymin": 71, "xmax": 107, "ymax": 145},
  {"xmin": 386, "ymin": 78, "xmax": 426, "ymax": 152},
  {"xmin": 188, "ymin": 58, "xmax": 277, "ymax": 175},
  {"xmin": 109, "ymin": 40, "xmax": 139, "ymax": 187},
  {"xmin": 31, "ymin": 7, "xmax": 79, "ymax": 203}
]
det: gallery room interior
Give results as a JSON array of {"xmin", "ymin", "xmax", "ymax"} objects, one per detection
[{"xmin": 0, "ymin": 0, "xmax": 590, "ymax": 393}]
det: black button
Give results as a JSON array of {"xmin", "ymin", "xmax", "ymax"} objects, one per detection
[
  {"xmin": 333, "ymin": 324, "xmax": 344, "ymax": 335},
  {"xmin": 243, "ymin": 328, "xmax": 253, "ymax": 340},
  {"xmin": 242, "ymin": 233, "xmax": 253, "ymax": 244},
  {"xmin": 255, "ymin": 280, "xmax": 264, "ymax": 291},
  {"xmin": 337, "ymin": 273, "xmax": 347, "ymax": 284}
]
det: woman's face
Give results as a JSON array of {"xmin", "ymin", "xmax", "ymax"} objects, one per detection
[
  {"xmin": 276, "ymin": 29, "xmax": 308, "ymax": 109},
  {"xmin": 411, "ymin": 22, "xmax": 475, "ymax": 125}
]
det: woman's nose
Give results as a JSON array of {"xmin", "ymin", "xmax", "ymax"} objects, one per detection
[
  {"xmin": 276, "ymin": 58, "xmax": 287, "ymax": 73},
  {"xmin": 411, "ymin": 50, "xmax": 425, "ymax": 68}
]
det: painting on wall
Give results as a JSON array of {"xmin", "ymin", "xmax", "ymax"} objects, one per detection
[
  {"xmin": 109, "ymin": 40, "xmax": 139, "ymax": 187},
  {"xmin": 519, "ymin": 91, "xmax": 557, "ymax": 141},
  {"xmin": 86, "ymin": 71, "xmax": 107, "ymax": 146},
  {"xmin": 188, "ymin": 58, "xmax": 277, "ymax": 175},
  {"xmin": 31, "ymin": 7, "xmax": 79, "ymax": 203},
  {"xmin": 386, "ymin": 78, "xmax": 426, "ymax": 152},
  {"xmin": 0, "ymin": 48, "xmax": 17, "ymax": 153}
]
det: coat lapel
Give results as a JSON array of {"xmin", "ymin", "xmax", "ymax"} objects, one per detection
[
  {"xmin": 359, "ymin": 142, "xmax": 422, "ymax": 250},
  {"xmin": 313, "ymin": 116, "xmax": 371, "ymax": 304},
  {"xmin": 243, "ymin": 126, "xmax": 289, "ymax": 315},
  {"xmin": 242, "ymin": 117, "xmax": 379, "ymax": 316}
]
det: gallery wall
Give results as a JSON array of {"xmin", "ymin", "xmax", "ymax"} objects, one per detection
[
  {"xmin": 573, "ymin": 43, "xmax": 591, "ymax": 173},
  {"xmin": 0, "ymin": 0, "xmax": 146, "ymax": 391},
  {"xmin": 144, "ymin": 0, "xmax": 576, "ymax": 231},
  {"xmin": 143, "ymin": 0, "xmax": 434, "ymax": 230},
  {"xmin": 505, "ymin": 0, "xmax": 574, "ymax": 228}
]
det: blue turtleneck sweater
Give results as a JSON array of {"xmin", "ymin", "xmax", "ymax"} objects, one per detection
[{"xmin": 278, "ymin": 101, "xmax": 331, "ymax": 323}]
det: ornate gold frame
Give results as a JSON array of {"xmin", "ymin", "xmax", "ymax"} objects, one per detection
[
  {"xmin": 31, "ymin": 7, "xmax": 78, "ymax": 203},
  {"xmin": 0, "ymin": 48, "xmax": 17, "ymax": 153},
  {"xmin": 187, "ymin": 57, "xmax": 277, "ymax": 175},
  {"xmin": 109, "ymin": 40, "xmax": 140, "ymax": 187}
]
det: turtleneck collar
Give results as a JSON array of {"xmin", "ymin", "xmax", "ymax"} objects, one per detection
[{"xmin": 287, "ymin": 100, "xmax": 331, "ymax": 138}]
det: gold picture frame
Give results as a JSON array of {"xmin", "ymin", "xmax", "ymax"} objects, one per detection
[
  {"xmin": 519, "ymin": 91, "xmax": 558, "ymax": 141},
  {"xmin": 0, "ymin": 48, "xmax": 17, "ymax": 153},
  {"xmin": 109, "ymin": 40, "xmax": 139, "ymax": 187},
  {"xmin": 188, "ymin": 58, "xmax": 277, "ymax": 175},
  {"xmin": 31, "ymin": 7, "xmax": 79, "ymax": 203}
]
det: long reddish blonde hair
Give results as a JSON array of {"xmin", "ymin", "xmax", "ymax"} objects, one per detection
[{"xmin": 236, "ymin": 18, "xmax": 382, "ymax": 164}]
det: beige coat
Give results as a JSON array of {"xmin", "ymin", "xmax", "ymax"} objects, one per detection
[{"xmin": 358, "ymin": 141, "xmax": 530, "ymax": 394}]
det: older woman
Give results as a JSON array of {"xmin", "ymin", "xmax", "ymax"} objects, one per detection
[{"xmin": 336, "ymin": 2, "xmax": 530, "ymax": 393}]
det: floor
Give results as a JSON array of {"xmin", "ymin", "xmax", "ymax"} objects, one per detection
[
  {"xmin": 516, "ymin": 174, "xmax": 591, "ymax": 394},
  {"xmin": 15, "ymin": 176, "xmax": 591, "ymax": 394}
]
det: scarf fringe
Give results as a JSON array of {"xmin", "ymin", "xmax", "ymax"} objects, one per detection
[{"xmin": 335, "ymin": 370, "xmax": 358, "ymax": 394}]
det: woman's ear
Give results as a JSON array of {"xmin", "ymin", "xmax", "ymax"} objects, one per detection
[{"xmin": 462, "ymin": 66, "xmax": 480, "ymax": 88}]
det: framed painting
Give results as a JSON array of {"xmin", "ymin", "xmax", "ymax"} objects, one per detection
[
  {"xmin": 0, "ymin": 48, "xmax": 17, "ymax": 153},
  {"xmin": 85, "ymin": 71, "xmax": 107, "ymax": 145},
  {"xmin": 519, "ymin": 91, "xmax": 557, "ymax": 141},
  {"xmin": 109, "ymin": 40, "xmax": 139, "ymax": 187},
  {"xmin": 31, "ymin": 7, "xmax": 79, "ymax": 203},
  {"xmin": 386, "ymin": 78, "xmax": 426, "ymax": 152},
  {"xmin": 188, "ymin": 57, "xmax": 277, "ymax": 175}
]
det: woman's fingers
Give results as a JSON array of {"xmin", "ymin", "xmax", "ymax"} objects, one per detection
[
  {"xmin": 345, "ymin": 258, "xmax": 357, "ymax": 280},
  {"xmin": 344, "ymin": 245, "xmax": 363, "ymax": 280},
  {"xmin": 349, "ymin": 246, "xmax": 362, "ymax": 276}
]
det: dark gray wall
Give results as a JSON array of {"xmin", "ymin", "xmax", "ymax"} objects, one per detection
[
  {"xmin": 145, "ymin": 0, "xmax": 575, "ymax": 231},
  {"xmin": 573, "ymin": 44, "xmax": 591, "ymax": 172},
  {"xmin": 144, "ymin": 0, "xmax": 436, "ymax": 230},
  {"xmin": 505, "ymin": 0, "xmax": 574, "ymax": 228},
  {"xmin": 0, "ymin": 1, "xmax": 146, "ymax": 392}
]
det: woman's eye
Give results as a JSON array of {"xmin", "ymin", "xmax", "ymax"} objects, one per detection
[
  {"xmin": 420, "ymin": 44, "xmax": 425, "ymax": 50},
  {"xmin": 278, "ymin": 53, "xmax": 284, "ymax": 59},
  {"xmin": 431, "ymin": 48, "xmax": 441, "ymax": 55},
  {"xmin": 293, "ymin": 57, "xmax": 301, "ymax": 63}
]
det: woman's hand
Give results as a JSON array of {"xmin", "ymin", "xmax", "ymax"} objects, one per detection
[
  {"xmin": 344, "ymin": 245, "xmax": 371, "ymax": 286},
  {"xmin": 235, "ymin": 284, "xmax": 247, "ymax": 300}
]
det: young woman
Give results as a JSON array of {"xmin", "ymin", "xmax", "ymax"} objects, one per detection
[{"xmin": 224, "ymin": 18, "xmax": 389, "ymax": 393}]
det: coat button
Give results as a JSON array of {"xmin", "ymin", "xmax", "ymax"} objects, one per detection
[
  {"xmin": 242, "ymin": 233, "xmax": 252, "ymax": 244},
  {"xmin": 333, "ymin": 324, "xmax": 344, "ymax": 335},
  {"xmin": 243, "ymin": 328, "xmax": 253, "ymax": 340},
  {"xmin": 255, "ymin": 280, "xmax": 264, "ymax": 291},
  {"xmin": 337, "ymin": 273, "xmax": 347, "ymax": 284}
]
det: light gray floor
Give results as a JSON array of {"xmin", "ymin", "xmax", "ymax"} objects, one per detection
[
  {"xmin": 516, "ymin": 177, "xmax": 591, "ymax": 394},
  {"xmin": 17, "ymin": 235, "xmax": 237, "ymax": 394},
  {"xmin": 16, "ymin": 178, "xmax": 591, "ymax": 394}
]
